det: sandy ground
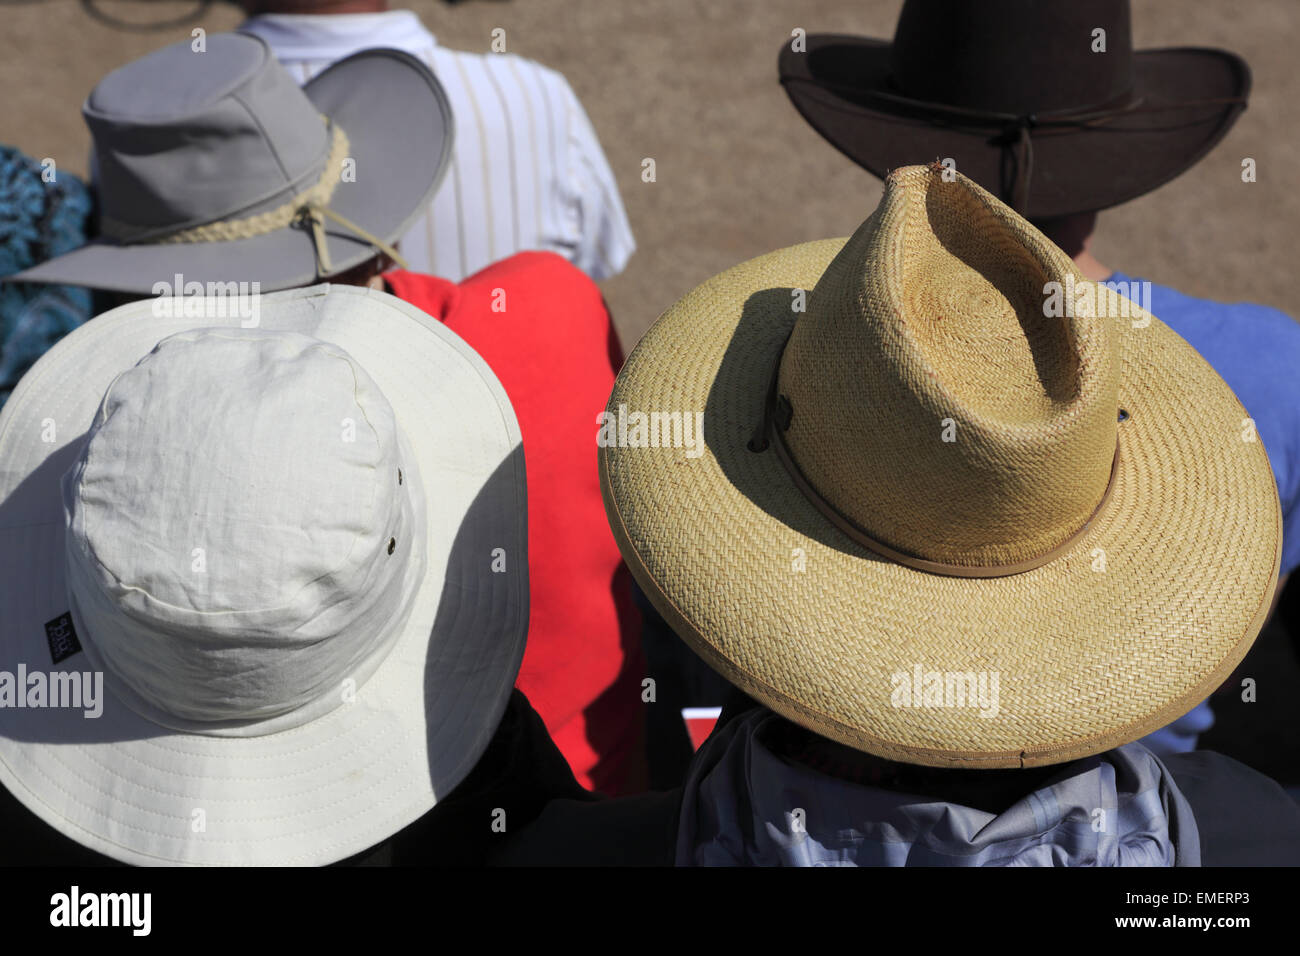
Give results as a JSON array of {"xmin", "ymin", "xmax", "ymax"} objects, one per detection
[{"xmin": 1, "ymin": 0, "xmax": 1297, "ymax": 351}]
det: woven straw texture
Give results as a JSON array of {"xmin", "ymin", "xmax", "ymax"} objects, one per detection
[
  {"xmin": 781, "ymin": 167, "xmax": 1118, "ymax": 568},
  {"xmin": 600, "ymin": 165, "xmax": 1281, "ymax": 768}
]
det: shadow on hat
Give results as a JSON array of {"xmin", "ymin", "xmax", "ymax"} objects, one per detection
[{"xmin": 0, "ymin": 284, "xmax": 527, "ymax": 864}]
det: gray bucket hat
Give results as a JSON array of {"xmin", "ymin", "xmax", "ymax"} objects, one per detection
[{"xmin": 11, "ymin": 32, "xmax": 453, "ymax": 293}]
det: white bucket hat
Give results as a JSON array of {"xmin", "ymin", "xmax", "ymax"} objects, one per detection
[{"xmin": 0, "ymin": 284, "xmax": 527, "ymax": 865}]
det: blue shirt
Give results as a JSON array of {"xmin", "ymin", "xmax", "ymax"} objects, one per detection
[
  {"xmin": 0, "ymin": 145, "xmax": 94, "ymax": 409},
  {"xmin": 1109, "ymin": 271, "xmax": 1300, "ymax": 577},
  {"xmin": 1110, "ymin": 271, "xmax": 1300, "ymax": 755}
]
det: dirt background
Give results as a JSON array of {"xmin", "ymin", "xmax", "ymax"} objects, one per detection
[{"xmin": 1, "ymin": 0, "xmax": 1296, "ymax": 350}]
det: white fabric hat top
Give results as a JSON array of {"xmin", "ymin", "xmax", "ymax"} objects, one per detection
[
  {"xmin": 0, "ymin": 284, "xmax": 528, "ymax": 865},
  {"xmin": 64, "ymin": 328, "xmax": 427, "ymax": 735}
]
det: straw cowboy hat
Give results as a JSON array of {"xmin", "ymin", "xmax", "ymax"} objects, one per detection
[
  {"xmin": 778, "ymin": 0, "xmax": 1250, "ymax": 217},
  {"xmin": 0, "ymin": 284, "xmax": 527, "ymax": 864},
  {"xmin": 11, "ymin": 31, "xmax": 451, "ymax": 293},
  {"xmin": 600, "ymin": 164, "xmax": 1280, "ymax": 769}
]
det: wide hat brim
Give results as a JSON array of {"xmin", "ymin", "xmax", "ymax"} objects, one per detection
[
  {"xmin": 0, "ymin": 285, "xmax": 527, "ymax": 864},
  {"xmin": 779, "ymin": 36, "xmax": 1250, "ymax": 218},
  {"xmin": 10, "ymin": 48, "xmax": 451, "ymax": 294},
  {"xmin": 600, "ymin": 240, "xmax": 1280, "ymax": 769}
]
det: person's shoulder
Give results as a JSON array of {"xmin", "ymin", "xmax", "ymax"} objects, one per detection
[
  {"xmin": 434, "ymin": 43, "xmax": 573, "ymax": 94},
  {"xmin": 1186, "ymin": 290, "xmax": 1299, "ymax": 339},
  {"xmin": 1162, "ymin": 750, "xmax": 1300, "ymax": 865},
  {"xmin": 1130, "ymin": 273, "xmax": 1300, "ymax": 344},
  {"xmin": 463, "ymin": 250, "xmax": 602, "ymax": 300},
  {"xmin": 1226, "ymin": 298, "xmax": 1300, "ymax": 347},
  {"xmin": 451, "ymin": 253, "xmax": 611, "ymax": 345}
]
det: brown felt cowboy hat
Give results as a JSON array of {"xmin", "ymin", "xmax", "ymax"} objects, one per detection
[
  {"xmin": 11, "ymin": 32, "xmax": 452, "ymax": 294},
  {"xmin": 599, "ymin": 164, "xmax": 1280, "ymax": 769},
  {"xmin": 778, "ymin": 0, "xmax": 1250, "ymax": 218}
]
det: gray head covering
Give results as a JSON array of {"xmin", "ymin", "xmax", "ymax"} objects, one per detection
[
  {"xmin": 11, "ymin": 32, "xmax": 452, "ymax": 293},
  {"xmin": 677, "ymin": 708, "xmax": 1200, "ymax": 866}
]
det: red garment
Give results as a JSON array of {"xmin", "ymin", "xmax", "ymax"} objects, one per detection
[{"xmin": 385, "ymin": 253, "xmax": 647, "ymax": 795}]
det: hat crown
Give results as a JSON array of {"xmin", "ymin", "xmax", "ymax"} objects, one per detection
[
  {"xmin": 890, "ymin": 0, "xmax": 1135, "ymax": 115},
  {"xmin": 63, "ymin": 328, "xmax": 422, "ymax": 726},
  {"xmin": 84, "ymin": 33, "xmax": 330, "ymax": 239},
  {"xmin": 777, "ymin": 165, "xmax": 1120, "ymax": 570}
]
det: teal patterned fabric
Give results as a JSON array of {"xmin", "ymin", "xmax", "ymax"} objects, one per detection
[{"xmin": 0, "ymin": 146, "xmax": 94, "ymax": 410}]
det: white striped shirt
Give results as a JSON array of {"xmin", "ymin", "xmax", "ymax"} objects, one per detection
[{"xmin": 239, "ymin": 11, "xmax": 635, "ymax": 281}]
